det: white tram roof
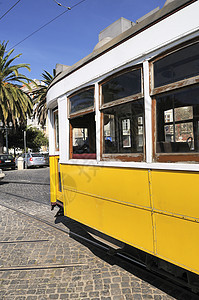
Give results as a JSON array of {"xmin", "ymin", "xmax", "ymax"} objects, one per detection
[{"xmin": 48, "ymin": 0, "xmax": 195, "ymax": 92}]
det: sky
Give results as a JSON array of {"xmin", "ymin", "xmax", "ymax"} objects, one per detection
[{"xmin": 1, "ymin": 0, "xmax": 166, "ymax": 81}]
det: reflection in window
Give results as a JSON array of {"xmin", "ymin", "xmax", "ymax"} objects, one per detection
[
  {"xmin": 70, "ymin": 88, "xmax": 94, "ymax": 114},
  {"xmin": 154, "ymin": 42, "xmax": 199, "ymax": 88},
  {"xmin": 156, "ymin": 87, "xmax": 199, "ymax": 153},
  {"xmin": 70, "ymin": 113, "xmax": 96, "ymax": 159},
  {"xmin": 103, "ymin": 100, "xmax": 144, "ymax": 154},
  {"xmin": 54, "ymin": 111, "xmax": 59, "ymax": 151},
  {"xmin": 122, "ymin": 119, "xmax": 131, "ymax": 148},
  {"xmin": 102, "ymin": 69, "xmax": 141, "ymax": 104}
]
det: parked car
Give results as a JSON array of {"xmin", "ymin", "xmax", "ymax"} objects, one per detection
[
  {"xmin": 16, "ymin": 153, "xmax": 46, "ymax": 168},
  {"xmin": 0, "ymin": 169, "xmax": 5, "ymax": 180},
  {"xmin": 42, "ymin": 152, "xmax": 49, "ymax": 166},
  {"xmin": 0, "ymin": 154, "xmax": 15, "ymax": 170}
]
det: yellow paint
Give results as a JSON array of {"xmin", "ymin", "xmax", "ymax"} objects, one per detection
[
  {"xmin": 66, "ymin": 190, "xmax": 154, "ymax": 252},
  {"xmin": 58, "ymin": 164, "xmax": 199, "ymax": 275},
  {"xmin": 151, "ymin": 169, "xmax": 199, "ymax": 275},
  {"xmin": 62, "ymin": 165, "xmax": 151, "ymax": 208},
  {"xmin": 49, "ymin": 156, "xmax": 63, "ymax": 203},
  {"xmin": 62, "ymin": 164, "xmax": 154, "ymax": 253},
  {"xmin": 155, "ymin": 214, "xmax": 199, "ymax": 274},
  {"xmin": 151, "ymin": 170, "xmax": 199, "ymax": 220},
  {"xmin": 49, "ymin": 156, "xmax": 57, "ymax": 204}
]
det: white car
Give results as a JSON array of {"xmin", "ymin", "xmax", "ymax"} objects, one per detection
[
  {"xmin": 0, "ymin": 169, "xmax": 5, "ymax": 180},
  {"xmin": 16, "ymin": 153, "xmax": 46, "ymax": 168}
]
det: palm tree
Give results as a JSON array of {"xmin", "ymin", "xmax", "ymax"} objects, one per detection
[
  {"xmin": 0, "ymin": 41, "xmax": 34, "ymax": 151},
  {"xmin": 0, "ymin": 41, "xmax": 33, "ymax": 124},
  {"xmin": 33, "ymin": 71, "xmax": 53, "ymax": 128}
]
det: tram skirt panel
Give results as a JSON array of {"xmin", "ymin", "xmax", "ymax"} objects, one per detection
[
  {"xmin": 151, "ymin": 170, "xmax": 199, "ymax": 275},
  {"xmin": 62, "ymin": 164, "xmax": 154, "ymax": 254}
]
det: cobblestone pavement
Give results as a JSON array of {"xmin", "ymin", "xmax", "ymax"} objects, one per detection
[{"xmin": 0, "ymin": 168, "xmax": 194, "ymax": 300}]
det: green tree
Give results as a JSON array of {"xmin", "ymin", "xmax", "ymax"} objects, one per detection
[
  {"xmin": 0, "ymin": 41, "xmax": 34, "ymax": 152},
  {"xmin": 8, "ymin": 125, "xmax": 25, "ymax": 154},
  {"xmin": 8, "ymin": 126, "xmax": 48, "ymax": 154},
  {"xmin": 26, "ymin": 127, "xmax": 48, "ymax": 152},
  {"xmin": 33, "ymin": 70, "xmax": 54, "ymax": 128}
]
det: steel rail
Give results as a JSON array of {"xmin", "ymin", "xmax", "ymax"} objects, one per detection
[{"xmin": 0, "ymin": 263, "xmax": 87, "ymax": 272}]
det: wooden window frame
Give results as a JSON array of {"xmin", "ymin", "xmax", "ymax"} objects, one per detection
[
  {"xmin": 68, "ymin": 86, "xmax": 95, "ymax": 119},
  {"xmin": 68, "ymin": 86, "xmax": 96, "ymax": 160},
  {"xmin": 152, "ymin": 91, "xmax": 199, "ymax": 163},
  {"xmin": 53, "ymin": 109, "xmax": 59, "ymax": 152},
  {"xmin": 100, "ymin": 65, "xmax": 143, "ymax": 110},
  {"xmin": 149, "ymin": 38, "xmax": 199, "ymax": 96},
  {"xmin": 99, "ymin": 66, "xmax": 145, "ymax": 162},
  {"xmin": 150, "ymin": 38, "xmax": 199, "ymax": 163}
]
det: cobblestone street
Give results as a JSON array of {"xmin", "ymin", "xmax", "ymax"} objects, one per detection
[{"xmin": 0, "ymin": 168, "xmax": 193, "ymax": 300}]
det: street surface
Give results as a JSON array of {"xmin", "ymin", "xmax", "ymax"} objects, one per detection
[{"xmin": 0, "ymin": 168, "xmax": 194, "ymax": 299}]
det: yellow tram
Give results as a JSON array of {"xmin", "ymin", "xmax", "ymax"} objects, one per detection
[{"xmin": 47, "ymin": 0, "xmax": 199, "ymax": 291}]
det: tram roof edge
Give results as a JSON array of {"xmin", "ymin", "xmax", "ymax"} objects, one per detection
[{"xmin": 48, "ymin": 0, "xmax": 196, "ymax": 91}]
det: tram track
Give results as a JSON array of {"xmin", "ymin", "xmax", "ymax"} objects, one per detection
[
  {"xmin": 0, "ymin": 201, "xmax": 198, "ymax": 299},
  {"xmin": 0, "ymin": 263, "xmax": 88, "ymax": 272}
]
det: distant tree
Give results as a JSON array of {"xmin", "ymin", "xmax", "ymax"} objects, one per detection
[
  {"xmin": 0, "ymin": 41, "xmax": 34, "ymax": 152},
  {"xmin": 33, "ymin": 70, "xmax": 54, "ymax": 128},
  {"xmin": 8, "ymin": 125, "xmax": 25, "ymax": 155},
  {"xmin": 26, "ymin": 127, "xmax": 48, "ymax": 152},
  {"xmin": 9, "ymin": 126, "xmax": 48, "ymax": 154}
]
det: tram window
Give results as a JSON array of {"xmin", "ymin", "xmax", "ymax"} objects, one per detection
[
  {"xmin": 156, "ymin": 86, "xmax": 199, "ymax": 155},
  {"xmin": 70, "ymin": 112, "xmax": 96, "ymax": 159},
  {"xmin": 69, "ymin": 88, "xmax": 94, "ymax": 114},
  {"xmin": 101, "ymin": 68, "xmax": 141, "ymax": 105},
  {"xmin": 54, "ymin": 110, "xmax": 59, "ymax": 151},
  {"xmin": 154, "ymin": 42, "xmax": 199, "ymax": 88},
  {"xmin": 103, "ymin": 100, "xmax": 144, "ymax": 155}
]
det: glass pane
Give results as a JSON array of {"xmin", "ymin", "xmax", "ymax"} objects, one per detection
[
  {"xmin": 164, "ymin": 109, "xmax": 173, "ymax": 123},
  {"xmin": 164, "ymin": 124, "xmax": 174, "ymax": 142},
  {"xmin": 103, "ymin": 99, "xmax": 144, "ymax": 154},
  {"xmin": 174, "ymin": 106, "xmax": 193, "ymax": 121},
  {"xmin": 73, "ymin": 128, "xmax": 89, "ymax": 153},
  {"xmin": 54, "ymin": 112, "xmax": 59, "ymax": 150},
  {"xmin": 175, "ymin": 122, "xmax": 194, "ymax": 143},
  {"xmin": 154, "ymin": 42, "xmax": 199, "ymax": 88},
  {"xmin": 122, "ymin": 119, "xmax": 131, "ymax": 148},
  {"xmin": 102, "ymin": 69, "xmax": 141, "ymax": 104},
  {"xmin": 156, "ymin": 86, "xmax": 199, "ymax": 153},
  {"xmin": 71, "ymin": 113, "xmax": 96, "ymax": 157},
  {"xmin": 70, "ymin": 89, "xmax": 94, "ymax": 114}
]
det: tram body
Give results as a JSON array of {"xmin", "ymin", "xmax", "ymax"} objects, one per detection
[{"xmin": 47, "ymin": 0, "xmax": 199, "ymax": 288}]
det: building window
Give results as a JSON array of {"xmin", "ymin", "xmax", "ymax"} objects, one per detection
[
  {"xmin": 152, "ymin": 40, "xmax": 199, "ymax": 162},
  {"xmin": 69, "ymin": 87, "xmax": 96, "ymax": 159},
  {"xmin": 54, "ymin": 110, "xmax": 59, "ymax": 151},
  {"xmin": 100, "ymin": 67, "xmax": 144, "ymax": 161}
]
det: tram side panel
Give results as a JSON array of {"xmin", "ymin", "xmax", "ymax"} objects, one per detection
[
  {"xmin": 151, "ymin": 170, "xmax": 199, "ymax": 275},
  {"xmin": 50, "ymin": 156, "xmax": 64, "ymax": 206},
  {"xmin": 49, "ymin": 156, "xmax": 57, "ymax": 205},
  {"xmin": 61, "ymin": 164, "xmax": 154, "ymax": 254}
]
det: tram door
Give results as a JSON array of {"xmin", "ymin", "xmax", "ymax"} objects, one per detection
[
  {"xmin": 55, "ymin": 157, "xmax": 63, "ymax": 204},
  {"xmin": 52, "ymin": 109, "xmax": 63, "ymax": 205}
]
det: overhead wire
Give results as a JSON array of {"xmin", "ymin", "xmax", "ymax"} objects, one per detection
[
  {"xmin": 0, "ymin": 0, "xmax": 22, "ymax": 21},
  {"xmin": 52, "ymin": 0, "xmax": 71, "ymax": 9},
  {"xmin": 8, "ymin": 0, "xmax": 87, "ymax": 51}
]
